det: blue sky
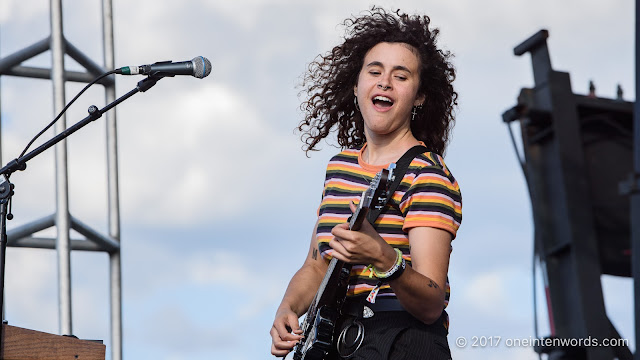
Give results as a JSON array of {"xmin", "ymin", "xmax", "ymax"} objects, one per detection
[{"xmin": 0, "ymin": 1, "xmax": 635, "ymax": 359}]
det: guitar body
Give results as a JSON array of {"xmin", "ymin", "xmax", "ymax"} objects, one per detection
[
  {"xmin": 293, "ymin": 260, "xmax": 351, "ymax": 360},
  {"xmin": 292, "ymin": 165, "xmax": 394, "ymax": 360}
]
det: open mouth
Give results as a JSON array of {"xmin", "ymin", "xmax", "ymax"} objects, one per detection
[{"xmin": 372, "ymin": 95, "xmax": 394, "ymax": 108}]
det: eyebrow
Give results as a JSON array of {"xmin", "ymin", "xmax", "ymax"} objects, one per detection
[{"xmin": 366, "ymin": 61, "xmax": 412, "ymax": 73}]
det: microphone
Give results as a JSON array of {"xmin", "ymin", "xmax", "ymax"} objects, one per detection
[{"xmin": 116, "ymin": 56, "xmax": 211, "ymax": 79}]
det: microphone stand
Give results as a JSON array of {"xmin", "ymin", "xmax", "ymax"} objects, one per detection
[{"xmin": 0, "ymin": 73, "xmax": 165, "ymax": 350}]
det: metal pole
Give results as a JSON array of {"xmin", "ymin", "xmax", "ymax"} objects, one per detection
[
  {"xmin": 0, "ymin": 26, "xmax": 3, "ymax": 167},
  {"xmin": 0, "ymin": 198, "xmax": 8, "ymax": 351},
  {"xmin": 630, "ymin": 0, "xmax": 640, "ymax": 360},
  {"xmin": 633, "ymin": 1, "xmax": 640, "ymax": 358},
  {"xmin": 50, "ymin": 0, "xmax": 72, "ymax": 336},
  {"xmin": 102, "ymin": 0, "xmax": 123, "ymax": 358},
  {"xmin": 0, "ymin": 29, "xmax": 3, "ymax": 323},
  {"xmin": 0, "ymin": 26, "xmax": 3, "ymax": 325}
]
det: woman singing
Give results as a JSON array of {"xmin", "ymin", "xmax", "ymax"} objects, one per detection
[{"xmin": 271, "ymin": 7, "xmax": 462, "ymax": 359}]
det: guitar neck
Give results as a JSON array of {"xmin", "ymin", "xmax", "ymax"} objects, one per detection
[
  {"xmin": 307, "ymin": 205, "xmax": 369, "ymax": 310},
  {"xmin": 349, "ymin": 205, "xmax": 369, "ymax": 231},
  {"xmin": 295, "ymin": 167, "xmax": 391, "ymax": 359},
  {"xmin": 309, "ymin": 175, "xmax": 381, "ymax": 310}
]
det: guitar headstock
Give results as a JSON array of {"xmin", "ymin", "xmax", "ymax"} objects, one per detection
[{"xmin": 349, "ymin": 163, "xmax": 396, "ymax": 231}]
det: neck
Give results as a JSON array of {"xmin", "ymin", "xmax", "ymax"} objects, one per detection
[{"xmin": 363, "ymin": 127, "xmax": 420, "ymax": 165}]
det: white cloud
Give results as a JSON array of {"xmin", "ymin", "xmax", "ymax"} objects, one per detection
[
  {"xmin": 463, "ymin": 270, "xmax": 508, "ymax": 317},
  {"xmin": 115, "ymin": 82, "xmax": 300, "ymax": 226},
  {"xmin": 0, "ymin": 0, "xmax": 48, "ymax": 26},
  {"xmin": 123, "ymin": 240, "xmax": 286, "ymax": 318},
  {"xmin": 185, "ymin": 249, "xmax": 287, "ymax": 320},
  {"xmin": 200, "ymin": 0, "xmax": 292, "ymax": 30},
  {"xmin": 4, "ymin": 248, "xmax": 58, "ymax": 333}
]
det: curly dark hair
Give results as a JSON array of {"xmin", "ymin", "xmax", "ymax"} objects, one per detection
[{"xmin": 298, "ymin": 7, "xmax": 458, "ymax": 155}]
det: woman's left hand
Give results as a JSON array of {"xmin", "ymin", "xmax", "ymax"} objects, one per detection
[{"xmin": 328, "ymin": 202, "xmax": 396, "ymax": 269}]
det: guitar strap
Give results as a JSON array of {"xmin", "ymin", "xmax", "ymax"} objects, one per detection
[{"xmin": 366, "ymin": 145, "xmax": 429, "ymax": 224}]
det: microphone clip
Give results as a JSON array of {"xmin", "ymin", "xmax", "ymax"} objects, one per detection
[{"xmin": 141, "ymin": 61, "xmax": 176, "ymax": 77}]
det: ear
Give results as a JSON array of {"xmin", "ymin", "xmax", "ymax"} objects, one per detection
[
  {"xmin": 414, "ymin": 93, "xmax": 426, "ymax": 106},
  {"xmin": 353, "ymin": 85, "xmax": 358, "ymax": 96}
]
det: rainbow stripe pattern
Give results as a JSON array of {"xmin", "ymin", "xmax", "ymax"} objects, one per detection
[{"xmin": 316, "ymin": 146, "xmax": 462, "ymax": 313}]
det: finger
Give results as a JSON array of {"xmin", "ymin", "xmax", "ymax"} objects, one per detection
[
  {"xmin": 361, "ymin": 220, "xmax": 384, "ymax": 243},
  {"xmin": 287, "ymin": 313, "xmax": 303, "ymax": 335},
  {"xmin": 349, "ymin": 200, "xmax": 357, "ymax": 213},
  {"xmin": 358, "ymin": 216, "xmax": 374, "ymax": 232},
  {"xmin": 272, "ymin": 339, "xmax": 297, "ymax": 353},
  {"xmin": 270, "ymin": 326, "xmax": 283, "ymax": 342},
  {"xmin": 272, "ymin": 338, "xmax": 296, "ymax": 351},
  {"xmin": 334, "ymin": 222, "xmax": 350, "ymax": 230},
  {"xmin": 271, "ymin": 327, "xmax": 298, "ymax": 351},
  {"xmin": 328, "ymin": 239, "xmax": 349, "ymax": 261},
  {"xmin": 331, "ymin": 223, "xmax": 351, "ymax": 239},
  {"xmin": 274, "ymin": 317, "xmax": 303, "ymax": 342},
  {"xmin": 271, "ymin": 342, "xmax": 292, "ymax": 357},
  {"xmin": 276, "ymin": 324, "xmax": 301, "ymax": 342}
]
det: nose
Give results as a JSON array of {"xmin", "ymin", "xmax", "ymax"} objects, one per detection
[
  {"xmin": 377, "ymin": 72, "xmax": 392, "ymax": 90},
  {"xmin": 377, "ymin": 72, "xmax": 393, "ymax": 90}
]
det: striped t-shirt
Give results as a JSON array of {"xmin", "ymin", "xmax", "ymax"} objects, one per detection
[{"xmin": 316, "ymin": 145, "xmax": 462, "ymax": 306}]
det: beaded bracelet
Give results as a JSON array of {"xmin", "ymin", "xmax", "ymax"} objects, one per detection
[
  {"xmin": 365, "ymin": 248, "xmax": 406, "ymax": 303},
  {"xmin": 372, "ymin": 248, "xmax": 406, "ymax": 281}
]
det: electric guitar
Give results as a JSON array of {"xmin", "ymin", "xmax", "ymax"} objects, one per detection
[{"xmin": 292, "ymin": 164, "xmax": 394, "ymax": 360}]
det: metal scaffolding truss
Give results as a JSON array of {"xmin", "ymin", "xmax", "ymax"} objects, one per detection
[
  {"xmin": 503, "ymin": 30, "xmax": 634, "ymax": 359},
  {"xmin": 0, "ymin": 1, "xmax": 122, "ymax": 359}
]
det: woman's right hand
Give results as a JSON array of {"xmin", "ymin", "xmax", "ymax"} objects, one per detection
[{"xmin": 270, "ymin": 307, "xmax": 303, "ymax": 357}]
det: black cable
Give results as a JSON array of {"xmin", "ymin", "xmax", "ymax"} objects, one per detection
[
  {"xmin": 505, "ymin": 121, "xmax": 542, "ymax": 359},
  {"xmin": 18, "ymin": 70, "xmax": 117, "ymax": 158},
  {"xmin": 506, "ymin": 121, "xmax": 528, "ymax": 180}
]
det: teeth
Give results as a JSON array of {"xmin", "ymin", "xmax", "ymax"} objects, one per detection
[{"xmin": 373, "ymin": 96, "xmax": 393, "ymax": 103}]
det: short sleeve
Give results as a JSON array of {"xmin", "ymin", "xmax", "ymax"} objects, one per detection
[{"xmin": 400, "ymin": 162, "xmax": 462, "ymax": 239}]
